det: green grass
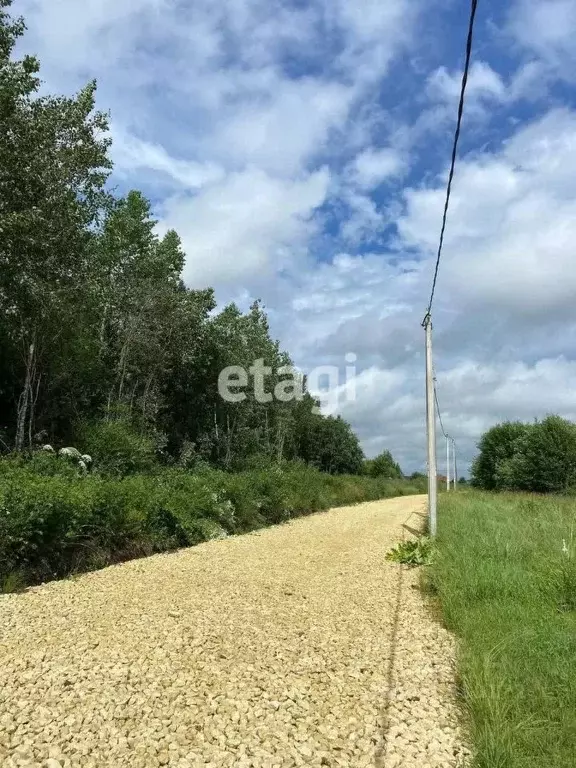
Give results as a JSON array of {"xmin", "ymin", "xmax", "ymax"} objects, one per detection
[{"xmin": 431, "ymin": 491, "xmax": 576, "ymax": 768}]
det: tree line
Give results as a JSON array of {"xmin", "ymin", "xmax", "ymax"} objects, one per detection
[
  {"xmin": 0, "ymin": 3, "xmax": 407, "ymax": 479},
  {"xmin": 471, "ymin": 415, "xmax": 576, "ymax": 494}
]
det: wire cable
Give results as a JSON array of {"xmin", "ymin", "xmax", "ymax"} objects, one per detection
[
  {"xmin": 433, "ymin": 380, "xmax": 449, "ymax": 439},
  {"xmin": 423, "ymin": 0, "xmax": 479, "ymax": 322}
]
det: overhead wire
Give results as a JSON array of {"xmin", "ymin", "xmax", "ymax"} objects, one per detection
[
  {"xmin": 433, "ymin": 378, "xmax": 449, "ymax": 439},
  {"xmin": 423, "ymin": 0, "xmax": 479, "ymax": 323}
]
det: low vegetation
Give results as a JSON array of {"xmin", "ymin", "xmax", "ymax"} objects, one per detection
[
  {"xmin": 385, "ymin": 536, "xmax": 434, "ymax": 566},
  {"xmin": 0, "ymin": 456, "xmax": 426, "ymax": 591},
  {"xmin": 432, "ymin": 491, "xmax": 576, "ymax": 768}
]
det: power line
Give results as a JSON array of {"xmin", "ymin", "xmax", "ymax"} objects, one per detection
[
  {"xmin": 423, "ymin": 0, "xmax": 479, "ymax": 321},
  {"xmin": 434, "ymin": 380, "xmax": 449, "ymax": 439}
]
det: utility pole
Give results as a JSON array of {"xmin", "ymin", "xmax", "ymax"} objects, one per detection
[
  {"xmin": 424, "ymin": 314, "xmax": 437, "ymax": 536},
  {"xmin": 452, "ymin": 438, "xmax": 457, "ymax": 490},
  {"xmin": 446, "ymin": 436, "xmax": 451, "ymax": 491}
]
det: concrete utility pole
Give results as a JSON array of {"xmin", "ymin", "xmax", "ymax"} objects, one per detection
[
  {"xmin": 446, "ymin": 436, "xmax": 451, "ymax": 491},
  {"xmin": 424, "ymin": 315, "xmax": 437, "ymax": 536},
  {"xmin": 452, "ymin": 438, "xmax": 457, "ymax": 490}
]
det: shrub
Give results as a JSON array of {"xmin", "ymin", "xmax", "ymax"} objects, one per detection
[
  {"xmin": 78, "ymin": 419, "xmax": 158, "ymax": 476},
  {"xmin": 0, "ymin": 460, "xmax": 424, "ymax": 588}
]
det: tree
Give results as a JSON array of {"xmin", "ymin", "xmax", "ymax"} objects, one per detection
[
  {"xmin": 511, "ymin": 416, "xmax": 576, "ymax": 494},
  {"xmin": 365, "ymin": 450, "xmax": 402, "ymax": 479},
  {"xmin": 470, "ymin": 422, "xmax": 531, "ymax": 490},
  {"xmin": 0, "ymin": 1, "xmax": 373, "ymax": 477},
  {"xmin": 0, "ymin": 1, "xmax": 111, "ymax": 449},
  {"xmin": 471, "ymin": 416, "xmax": 576, "ymax": 493},
  {"xmin": 295, "ymin": 411, "xmax": 364, "ymax": 475}
]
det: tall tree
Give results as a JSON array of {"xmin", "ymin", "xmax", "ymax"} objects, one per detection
[{"xmin": 0, "ymin": 1, "xmax": 111, "ymax": 448}]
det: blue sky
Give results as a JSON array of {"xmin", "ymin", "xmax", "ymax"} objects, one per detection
[{"xmin": 15, "ymin": 0, "xmax": 576, "ymax": 472}]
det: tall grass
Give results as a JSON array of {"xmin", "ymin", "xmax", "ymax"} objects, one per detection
[{"xmin": 432, "ymin": 492, "xmax": 576, "ymax": 768}]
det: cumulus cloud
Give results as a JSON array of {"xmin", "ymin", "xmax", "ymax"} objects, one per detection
[
  {"xmin": 508, "ymin": 0, "xmax": 576, "ymax": 70},
  {"xmin": 399, "ymin": 108, "xmax": 576, "ymax": 315},
  {"xmin": 160, "ymin": 168, "xmax": 330, "ymax": 287},
  {"xmin": 349, "ymin": 148, "xmax": 406, "ymax": 190},
  {"xmin": 426, "ymin": 61, "xmax": 507, "ymax": 110}
]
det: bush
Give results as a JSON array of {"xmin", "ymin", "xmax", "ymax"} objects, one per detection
[
  {"xmin": 0, "ymin": 460, "xmax": 425, "ymax": 589},
  {"xmin": 78, "ymin": 419, "xmax": 158, "ymax": 476}
]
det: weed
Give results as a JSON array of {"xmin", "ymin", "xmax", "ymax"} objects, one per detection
[
  {"xmin": 385, "ymin": 537, "xmax": 433, "ymax": 566},
  {"xmin": 1, "ymin": 571, "xmax": 26, "ymax": 594},
  {"xmin": 0, "ymin": 462, "xmax": 424, "ymax": 589}
]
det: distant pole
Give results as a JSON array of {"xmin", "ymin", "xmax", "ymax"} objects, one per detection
[
  {"xmin": 446, "ymin": 436, "xmax": 451, "ymax": 491},
  {"xmin": 424, "ymin": 315, "xmax": 437, "ymax": 536},
  {"xmin": 452, "ymin": 438, "xmax": 457, "ymax": 490}
]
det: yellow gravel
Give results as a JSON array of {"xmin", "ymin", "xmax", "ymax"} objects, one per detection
[{"xmin": 0, "ymin": 495, "xmax": 466, "ymax": 768}]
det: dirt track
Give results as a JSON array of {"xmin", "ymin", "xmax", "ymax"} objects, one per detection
[{"xmin": 0, "ymin": 495, "xmax": 466, "ymax": 768}]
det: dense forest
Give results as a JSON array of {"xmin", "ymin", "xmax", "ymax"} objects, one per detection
[{"xmin": 0, "ymin": 1, "xmax": 366, "ymax": 476}]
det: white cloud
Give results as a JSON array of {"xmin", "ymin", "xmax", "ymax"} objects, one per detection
[
  {"xmin": 398, "ymin": 109, "xmax": 576, "ymax": 316},
  {"xmin": 509, "ymin": 0, "xmax": 576, "ymax": 70},
  {"xmin": 339, "ymin": 193, "xmax": 385, "ymax": 244},
  {"xmin": 203, "ymin": 77, "xmax": 355, "ymax": 176},
  {"xmin": 426, "ymin": 61, "xmax": 507, "ymax": 111},
  {"xmin": 332, "ymin": 0, "xmax": 417, "ymax": 83},
  {"xmin": 159, "ymin": 167, "xmax": 330, "ymax": 287},
  {"xmin": 349, "ymin": 148, "xmax": 406, "ymax": 190},
  {"xmin": 111, "ymin": 128, "xmax": 225, "ymax": 190}
]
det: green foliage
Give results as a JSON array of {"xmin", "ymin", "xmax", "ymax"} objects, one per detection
[
  {"xmin": 514, "ymin": 416, "xmax": 576, "ymax": 493},
  {"xmin": 385, "ymin": 537, "xmax": 433, "ymax": 566},
  {"xmin": 471, "ymin": 421, "xmax": 531, "ymax": 490},
  {"xmin": 0, "ymin": 2, "xmax": 418, "ymax": 599},
  {"xmin": 471, "ymin": 416, "xmax": 576, "ymax": 494},
  {"xmin": 0, "ymin": 461, "xmax": 422, "ymax": 588},
  {"xmin": 432, "ymin": 492, "xmax": 576, "ymax": 768},
  {"xmin": 365, "ymin": 450, "xmax": 402, "ymax": 479},
  {"xmin": 1, "ymin": 570, "xmax": 26, "ymax": 594},
  {"xmin": 78, "ymin": 419, "xmax": 158, "ymax": 476}
]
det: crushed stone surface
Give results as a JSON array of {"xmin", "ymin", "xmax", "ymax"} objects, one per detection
[{"xmin": 0, "ymin": 494, "xmax": 468, "ymax": 768}]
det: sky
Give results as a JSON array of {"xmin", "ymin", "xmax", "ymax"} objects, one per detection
[{"xmin": 14, "ymin": 0, "xmax": 576, "ymax": 474}]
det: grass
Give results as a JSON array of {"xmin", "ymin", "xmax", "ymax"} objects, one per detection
[{"xmin": 431, "ymin": 491, "xmax": 576, "ymax": 768}]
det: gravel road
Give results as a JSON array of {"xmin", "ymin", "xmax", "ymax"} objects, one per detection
[{"xmin": 0, "ymin": 495, "xmax": 466, "ymax": 768}]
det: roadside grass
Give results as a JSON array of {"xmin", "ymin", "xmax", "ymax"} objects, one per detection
[{"xmin": 431, "ymin": 491, "xmax": 576, "ymax": 768}]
